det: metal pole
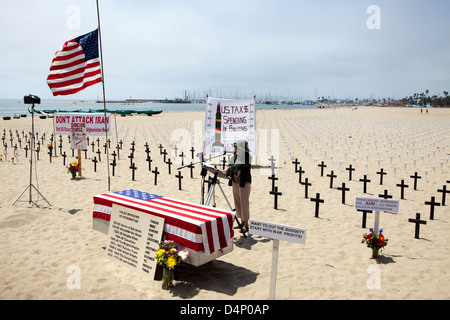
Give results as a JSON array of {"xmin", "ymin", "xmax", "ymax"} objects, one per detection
[{"xmin": 96, "ymin": 0, "xmax": 111, "ymax": 191}]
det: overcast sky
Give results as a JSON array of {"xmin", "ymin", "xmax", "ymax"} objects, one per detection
[{"xmin": 1, "ymin": 0, "xmax": 449, "ymax": 101}]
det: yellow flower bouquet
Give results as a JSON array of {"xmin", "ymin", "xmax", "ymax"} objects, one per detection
[
  {"xmin": 67, "ymin": 161, "xmax": 79, "ymax": 178},
  {"xmin": 155, "ymin": 239, "xmax": 189, "ymax": 289}
]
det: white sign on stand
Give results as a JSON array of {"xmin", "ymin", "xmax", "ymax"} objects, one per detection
[
  {"xmin": 355, "ymin": 197, "xmax": 399, "ymax": 213},
  {"xmin": 249, "ymin": 220, "xmax": 306, "ymax": 244},
  {"xmin": 355, "ymin": 197, "xmax": 399, "ymax": 235},
  {"xmin": 249, "ymin": 219, "xmax": 306, "ymax": 300}
]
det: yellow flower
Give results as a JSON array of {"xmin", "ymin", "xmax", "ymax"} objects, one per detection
[
  {"xmin": 155, "ymin": 249, "xmax": 164, "ymax": 259},
  {"xmin": 72, "ymin": 161, "xmax": 78, "ymax": 166},
  {"xmin": 166, "ymin": 256, "xmax": 177, "ymax": 269}
]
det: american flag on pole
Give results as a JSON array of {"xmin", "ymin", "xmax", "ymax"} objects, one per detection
[
  {"xmin": 47, "ymin": 29, "xmax": 102, "ymax": 96},
  {"xmin": 93, "ymin": 190, "xmax": 235, "ymax": 255}
]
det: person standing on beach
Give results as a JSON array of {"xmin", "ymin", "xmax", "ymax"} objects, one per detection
[{"xmin": 223, "ymin": 140, "xmax": 252, "ymax": 233}]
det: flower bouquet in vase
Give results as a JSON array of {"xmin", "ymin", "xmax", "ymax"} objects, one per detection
[
  {"xmin": 155, "ymin": 239, "xmax": 189, "ymax": 290},
  {"xmin": 67, "ymin": 161, "xmax": 80, "ymax": 179},
  {"xmin": 362, "ymin": 228, "xmax": 388, "ymax": 258}
]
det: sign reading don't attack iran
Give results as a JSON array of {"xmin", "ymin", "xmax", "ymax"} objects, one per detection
[
  {"xmin": 54, "ymin": 113, "xmax": 111, "ymax": 136},
  {"xmin": 203, "ymin": 97, "xmax": 256, "ymax": 155}
]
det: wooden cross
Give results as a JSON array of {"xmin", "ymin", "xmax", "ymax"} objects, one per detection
[
  {"xmin": 268, "ymin": 174, "xmax": 278, "ymax": 192},
  {"xmin": 310, "ymin": 193, "xmax": 324, "ymax": 218},
  {"xmin": 24, "ymin": 145, "xmax": 29, "ymax": 158},
  {"xmin": 146, "ymin": 155, "xmax": 152, "ymax": 171},
  {"xmin": 410, "ymin": 172, "xmax": 421, "ymax": 190},
  {"xmin": 292, "ymin": 158, "xmax": 300, "ymax": 173},
  {"xmin": 116, "ymin": 144, "xmax": 120, "ymax": 160},
  {"xmin": 337, "ymin": 182, "xmax": 350, "ymax": 204},
  {"xmin": 103, "ymin": 142, "xmax": 108, "ymax": 154},
  {"xmin": 110, "ymin": 158, "xmax": 116, "ymax": 176},
  {"xmin": 111, "ymin": 150, "xmax": 117, "ymax": 162},
  {"xmin": 187, "ymin": 162, "xmax": 195, "ymax": 178},
  {"xmin": 396, "ymin": 179, "xmax": 409, "ymax": 199},
  {"xmin": 128, "ymin": 152, "xmax": 134, "ymax": 167},
  {"xmin": 173, "ymin": 145, "xmax": 178, "ymax": 157},
  {"xmin": 378, "ymin": 189, "xmax": 393, "ymax": 199},
  {"xmin": 48, "ymin": 149, "xmax": 52, "ymax": 163},
  {"xmin": 158, "ymin": 144, "xmax": 163, "ymax": 155},
  {"xmin": 437, "ymin": 185, "xmax": 449, "ymax": 206},
  {"xmin": 175, "ymin": 171, "xmax": 183, "ymax": 190},
  {"xmin": 377, "ymin": 168, "xmax": 387, "ymax": 185},
  {"xmin": 62, "ymin": 151, "xmax": 67, "ymax": 166},
  {"xmin": 130, "ymin": 162, "xmax": 137, "ymax": 181},
  {"xmin": 91, "ymin": 141, "xmax": 95, "ymax": 152},
  {"xmin": 96, "ymin": 137, "xmax": 100, "ymax": 147},
  {"xmin": 301, "ymin": 178, "xmax": 312, "ymax": 199},
  {"xmin": 166, "ymin": 158, "xmax": 172, "ymax": 175},
  {"xmin": 269, "ymin": 186, "xmax": 282, "ymax": 210},
  {"xmin": 152, "ymin": 167, "xmax": 160, "ymax": 185},
  {"xmin": 190, "ymin": 147, "xmax": 195, "ymax": 159},
  {"xmin": 92, "ymin": 156, "xmax": 98, "ymax": 172},
  {"xmin": 359, "ymin": 175, "xmax": 371, "ymax": 194},
  {"xmin": 327, "ymin": 170, "xmax": 337, "ymax": 188},
  {"xmin": 297, "ymin": 166, "xmax": 305, "ymax": 184},
  {"xmin": 346, "ymin": 164, "xmax": 355, "ymax": 181},
  {"xmin": 425, "ymin": 196, "xmax": 440, "ymax": 220},
  {"xmin": 96, "ymin": 149, "xmax": 101, "ymax": 162},
  {"xmin": 408, "ymin": 213, "xmax": 427, "ymax": 239},
  {"xmin": 180, "ymin": 152, "xmax": 186, "ymax": 166},
  {"xmin": 268, "ymin": 155, "xmax": 276, "ymax": 175},
  {"xmin": 357, "ymin": 209, "xmax": 372, "ymax": 228},
  {"xmin": 268, "ymin": 155, "xmax": 276, "ymax": 168},
  {"xmin": 162, "ymin": 149, "xmax": 168, "ymax": 162},
  {"xmin": 318, "ymin": 161, "xmax": 327, "ymax": 177}
]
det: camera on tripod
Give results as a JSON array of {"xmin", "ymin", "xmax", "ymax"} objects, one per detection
[{"xmin": 24, "ymin": 94, "xmax": 41, "ymax": 105}]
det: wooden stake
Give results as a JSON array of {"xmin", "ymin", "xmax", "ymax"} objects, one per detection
[
  {"xmin": 78, "ymin": 149, "xmax": 82, "ymax": 177},
  {"xmin": 269, "ymin": 239, "xmax": 280, "ymax": 300}
]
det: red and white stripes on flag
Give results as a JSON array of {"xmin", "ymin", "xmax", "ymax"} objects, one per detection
[
  {"xmin": 93, "ymin": 190, "xmax": 235, "ymax": 255},
  {"xmin": 47, "ymin": 29, "xmax": 102, "ymax": 96}
]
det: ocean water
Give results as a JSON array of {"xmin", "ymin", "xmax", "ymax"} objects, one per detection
[{"xmin": 0, "ymin": 99, "xmax": 318, "ymax": 117}]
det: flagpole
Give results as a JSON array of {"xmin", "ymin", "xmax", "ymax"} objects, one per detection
[{"xmin": 96, "ymin": 0, "xmax": 111, "ymax": 191}]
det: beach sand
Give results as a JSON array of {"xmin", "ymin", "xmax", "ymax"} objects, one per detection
[{"xmin": 1, "ymin": 106, "xmax": 449, "ymax": 300}]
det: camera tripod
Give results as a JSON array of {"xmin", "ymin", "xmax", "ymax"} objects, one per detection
[
  {"xmin": 201, "ymin": 163, "xmax": 247, "ymax": 238},
  {"xmin": 11, "ymin": 101, "xmax": 51, "ymax": 207},
  {"xmin": 178, "ymin": 154, "xmax": 247, "ymax": 237}
]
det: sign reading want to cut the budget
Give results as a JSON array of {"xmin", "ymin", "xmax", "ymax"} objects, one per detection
[{"xmin": 54, "ymin": 112, "xmax": 111, "ymax": 136}]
